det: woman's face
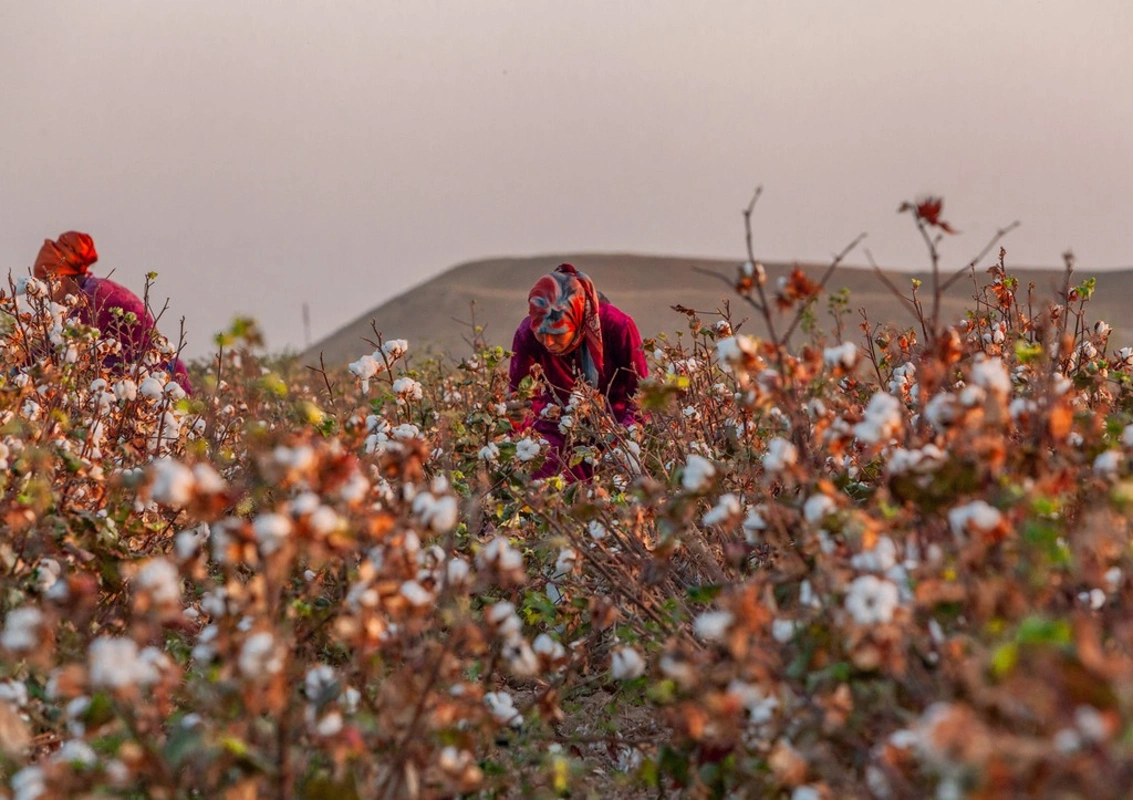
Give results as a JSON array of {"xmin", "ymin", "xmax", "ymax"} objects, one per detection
[{"xmin": 537, "ymin": 330, "xmax": 574, "ymax": 355}]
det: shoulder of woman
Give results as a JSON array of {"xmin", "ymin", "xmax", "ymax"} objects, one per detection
[{"xmin": 599, "ymin": 303, "xmax": 637, "ymax": 334}]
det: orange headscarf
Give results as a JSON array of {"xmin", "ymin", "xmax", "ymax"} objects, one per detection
[
  {"xmin": 528, "ymin": 263, "xmax": 604, "ymax": 384},
  {"xmin": 34, "ymin": 231, "xmax": 98, "ymax": 278}
]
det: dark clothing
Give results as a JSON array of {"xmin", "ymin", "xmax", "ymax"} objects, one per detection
[
  {"xmin": 75, "ymin": 275, "xmax": 192, "ymax": 393},
  {"xmin": 509, "ymin": 302, "xmax": 647, "ymax": 479}
]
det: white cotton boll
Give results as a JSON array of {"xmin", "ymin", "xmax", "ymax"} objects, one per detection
[
  {"xmin": 851, "ymin": 536, "xmax": 898, "ymax": 573},
  {"xmin": 1078, "ymin": 588, "xmax": 1106, "ymax": 610},
  {"xmin": 479, "ymin": 536, "xmax": 523, "ymax": 572},
  {"xmin": 742, "ymin": 506, "xmax": 768, "ymax": 545},
  {"xmin": 175, "ymin": 524, "xmax": 210, "ymax": 561},
  {"xmin": 253, "ymin": 513, "xmax": 293, "ymax": 555},
  {"xmin": 702, "ymin": 493, "xmax": 741, "ymax": 526},
  {"xmin": 947, "ymin": 501, "xmax": 1003, "ymax": 537},
  {"xmin": 439, "ymin": 746, "xmax": 477, "ymax": 775},
  {"xmin": 693, "ymin": 610, "xmax": 734, "ymax": 642},
  {"xmin": 1075, "ymin": 705, "xmax": 1109, "ymax": 743},
  {"xmin": 533, "ymin": 633, "xmax": 565, "ymax": 661},
  {"xmin": 659, "ymin": 655, "xmax": 697, "ymax": 687},
  {"xmin": 192, "ymin": 463, "xmax": 225, "ymax": 494},
  {"xmin": 200, "ymin": 588, "xmax": 230, "ymax": 619},
  {"xmin": 349, "ymin": 354, "xmax": 380, "ymax": 390},
  {"xmin": 956, "ymin": 386, "xmax": 983, "ymax": 407},
  {"xmin": 484, "ymin": 691, "xmax": 523, "ymax": 728},
  {"xmin": 21, "ymin": 400, "xmax": 42, "ymax": 421},
  {"xmin": 164, "ymin": 381, "xmax": 186, "ymax": 401},
  {"xmin": 715, "ymin": 334, "xmax": 758, "ymax": 370},
  {"xmin": 1054, "ymin": 728, "xmax": 1082, "ymax": 754},
  {"xmin": 191, "ymin": 625, "xmax": 219, "ymax": 662},
  {"xmin": 273, "ymin": 445, "xmax": 315, "ymax": 471},
  {"xmin": 1095, "ymin": 450, "xmax": 1122, "ymax": 477},
  {"xmin": 151, "ymin": 411, "xmax": 182, "ymax": 452},
  {"xmin": 553, "ymin": 547, "xmax": 577, "ymax": 578},
  {"xmin": 823, "ymin": 341, "xmax": 859, "ymax": 370},
  {"xmin": 681, "ymin": 454, "xmax": 716, "ymax": 492},
  {"xmin": 138, "ymin": 376, "xmax": 164, "ymax": 401},
  {"xmin": 35, "ymin": 558, "xmax": 63, "ymax": 595},
  {"xmin": 486, "ymin": 601, "xmax": 523, "ymax": 639},
  {"xmin": 315, "ymin": 711, "xmax": 344, "ymax": 737},
  {"xmin": 89, "ymin": 638, "xmax": 161, "ymax": 689},
  {"xmin": 762, "ymin": 437, "xmax": 798, "ymax": 473},
  {"xmin": 412, "ymin": 492, "xmax": 459, "ymax": 534},
  {"xmin": 854, "ymin": 392, "xmax": 903, "ymax": 445},
  {"xmin": 478, "ymin": 442, "xmax": 500, "ymax": 463},
  {"xmin": 54, "ymin": 739, "xmax": 98, "ymax": 767},
  {"xmin": 11, "ymin": 766, "xmax": 47, "ymax": 800},
  {"xmin": 611, "ymin": 646, "xmax": 646, "ymax": 680},
  {"xmin": 135, "ymin": 558, "xmax": 181, "ymax": 605},
  {"xmin": 887, "ymin": 445, "xmax": 946, "ymax": 476},
  {"xmin": 803, "ymin": 493, "xmax": 837, "ymax": 524},
  {"xmin": 381, "ymin": 339, "xmax": 409, "ymax": 359},
  {"xmin": 1105, "ymin": 566, "xmax": 1123, "ymax": 592},
  {"xmin": 391, "ymin": 423, "xmax": 421, "ymax": 440},
  {"xmin": 924, "ymin": 392, "xmax": 956, "ymax": 430},
  {"xmin": 0, "ymin": 680, "xmax": 29, "ymax": 708},
  {"xmin": 844, "ymin": 575, "xmax": 900, "ymax": 625},
  {"xmin": 307, "ymin": 506, "xmax": 343, "ymax": 536},
  {"xmin": 515, "ymin": 437, "xmax": 541, "ymax": 462},
  {"xmin": 799, "ymin": 580, "xmax": 820, "ymax": 609},
  {"xmin": 392, "ymin": 377, "xmax": 423, "ymax": 401},
  {"xmin": 1, "ymin": 607, "xmax": 43, "ymax": 652},
  {"xmin": 588, "ymin": 521, "xmax": 608, "ymax": 541},
  {"xmin": 399, "ymin": 580, "xmax": 432, "ymax": 607},
  {"xmin": 971, "ymin": 357, "xmax": 1012, "ymax": 395},
  {"xmin": 771, "ymin": 619, "xmax": 797, "ymax": 643},
  {"xmin": 446, "ymin": 557, "xmax": 471, "ymax": 586},
  {"xmin": 791, "ymin": 787, "xmax": 821, "ymax": 800},
  {"xmin": 239, "ymin": 632, "xmax": 283, "ymax": 676}
]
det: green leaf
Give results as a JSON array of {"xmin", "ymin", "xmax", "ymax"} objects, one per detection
[
  {"xmin": 990, "ymin": 642, "xmax": 1018, "ymax": 678},
  {"xmin": 685, "ymin": 584, "xmax": 723, "ymax": 604},
  {"xmin": 1014, "ymin": 340, "xmax": 1044, "ymax": 365},
  {"xmin": 1015, "ymin": 615, "xmax": 1072, "ymax": 647}
]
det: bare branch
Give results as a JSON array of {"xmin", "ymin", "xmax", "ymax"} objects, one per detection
[
  {"xmin": 864, "ymin": 248, "xmax": 922, "ymax": 323},
  {"xmin": 940, "ymin": 220, "xmax": 1022, "ymax": 293},
  {"xmin": 779, "ymin": 231, "xmax": 867, "ymax": 345}
]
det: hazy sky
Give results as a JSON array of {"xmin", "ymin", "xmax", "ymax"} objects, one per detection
[{"xmin": 2, "ymin": 1, "xmax": 1130, "ymax": 357}]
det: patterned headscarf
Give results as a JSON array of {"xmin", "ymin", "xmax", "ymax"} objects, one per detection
[
  {"xmin": 528, "ymin": 263, "xmax": 604, "ymax": 384},
  {"xmin": 34, "ymin": 231, "xmax": 99, "ymax": 278}
]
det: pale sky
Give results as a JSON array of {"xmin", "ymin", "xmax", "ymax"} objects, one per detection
[{"xmin": 2, "ymin": 1, "xmax": 1130, "ymax": 358}]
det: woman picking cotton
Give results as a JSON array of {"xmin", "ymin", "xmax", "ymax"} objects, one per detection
[
  {"xmin": 509, "ymin": 264, "xmax": 647, "ymax": 481},
  {"xmin": 31, "ymin": 231, "xmax": 192, "ymax": 393}
]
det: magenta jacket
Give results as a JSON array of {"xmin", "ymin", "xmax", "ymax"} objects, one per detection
[
  {"xmin": 510, "ymin": 302, "xmax": 647, "ymax": 450},
  {"xmin": 76, "ymin": 275, "xmax": 192, "ymax": 393}
]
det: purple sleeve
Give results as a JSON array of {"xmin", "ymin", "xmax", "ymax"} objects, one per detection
[
  {"xmin": 509, "ymin": 319, "xmax": 537, "ymax": 394},
  {"xmin": 605, "ymin": 311, "xmax": 647, "ymax": 426}
]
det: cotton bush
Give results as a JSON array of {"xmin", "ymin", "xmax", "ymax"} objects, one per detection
[{"xmin": 3, "ymin": 218, "xmax": 1133, "ymax": 798}]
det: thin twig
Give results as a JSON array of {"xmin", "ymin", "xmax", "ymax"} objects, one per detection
[
  {"xmin": 691, "ymin": 266, "xmax": 766, "ymax": 314},
  {"xmin": 305, "ymin": 352, "xmax": 338, "ymax": 411},
  {"xmin": 864, "ymin": 249, "xmax": 922, "ymax": 323},
  {"xmin": 939, "ymin": 220, "xmax": 1022, "ymax": 293},
  {"xmin": 779, "ymin": 231, "xmax": 867, "ymax": 345}
]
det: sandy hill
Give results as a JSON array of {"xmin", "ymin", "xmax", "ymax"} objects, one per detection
[{"xmin": 305, "ymin": 253, "xmax": 1133, "ymax": 368}]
